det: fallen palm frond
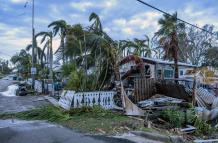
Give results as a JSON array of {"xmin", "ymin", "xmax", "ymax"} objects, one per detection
[{"xmin": 16, "ymin": 105, "xmax": 71, "ymax": 122}]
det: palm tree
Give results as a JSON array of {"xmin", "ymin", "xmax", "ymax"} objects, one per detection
[
  {"xmin": 65, "ymin": 24, "xmax": 85, "ymax": 62},
  {"xmin": 119, "ymin": 37, "xmax": 151, "ymax": 58},
  {"xmin": 155, "ymin": 12, "xmax": 185, "ymax": 79},
  {"xmin": 35, "ymin": 31, "xmax": 53, "ymax": 78},
  {"xmin": 26, "ymin": 43, "xmax": 45, "ymax": 66},
  {"xmin": 89, "ymin": 12, "xmax": 103, "ymax": 34},
  {"xmin": 11, "ymin": 49, "xmax": 32, "ymax": 78},
  {"xmin": 87, "ymin": 12, "xmax": 120, "ymax": 87},
  {"xmin": 48, "ymin": 20, "xmax": 68, "ymax": 64},
  {"xmin": 143, "ymin": 35, "xmax": 151, "ymax": 57}
]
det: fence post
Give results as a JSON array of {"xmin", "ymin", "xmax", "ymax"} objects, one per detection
[{"xmin": 192, "ymin": 74, "xmax": 197, "ymax": 106}]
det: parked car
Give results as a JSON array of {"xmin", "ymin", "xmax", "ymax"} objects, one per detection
[{"xmin": 16, "ymin": 82, "xmax": 33, "ymax": 96}]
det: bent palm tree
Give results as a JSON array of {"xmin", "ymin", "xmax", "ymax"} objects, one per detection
[
  {"xmin": 26, "ymin": 43, "xmax": 45, "ymax": 66},
  {"xmin": 65, "ymin": 24, "xmax": 84, "ymax": 62},
  {"xmin": 89, "ymin": 12, "xmax": 103, "ymax": 34},
  {"xmin": 87, "ymin": 12, "xmax": 120, "ymax": 87},
  {"xmin": 35, "ymin": 31, "xmax": 53, "ymax": 78},
  {"xmin": 48, "ymin": 20, "xmax": 68, "ymax": 63}
]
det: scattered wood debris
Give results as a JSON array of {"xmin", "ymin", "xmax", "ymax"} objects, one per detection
[
  {"xmin": 194, "ymin": 139, "xmax": 218, "ymax": 143},
  {"xmin": 181, "ymin": 125, "xmax": 196, "ymax": 133}
]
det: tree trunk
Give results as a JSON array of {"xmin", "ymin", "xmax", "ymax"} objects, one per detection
[
  {"xmin": 192, "ymin": 72, "xmax": 197, "ymax": 106},
  {"xmin": 174, "ymin": 55, "xmax": 179, "ymax": 79},
  {"xmin": 171, "ymin": 31, "xmax": 179, "ymax": 79},
  {"xmin": 49, "ymin": 38, "xmax": 53, "ymax": 80},
  {"xmin": 61, "ymin": 35, "xmax": 65, "ymax": 64}
]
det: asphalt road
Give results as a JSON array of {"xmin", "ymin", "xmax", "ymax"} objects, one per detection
[
  {"xmin": 0, "ymin": 119, "xmax": 135, "ymax": 143},
  {"xmin": 0, "ymin": 79, "xmax": 49, "ymax": 113}
]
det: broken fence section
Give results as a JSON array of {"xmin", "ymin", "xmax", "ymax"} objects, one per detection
[
  {"xmin": 58, "ymin": 90, "xmax": 117, "ymax": 110},
  {"xmin": 133, "ymin": 77, "xmax": 156, "ymax": 103}
]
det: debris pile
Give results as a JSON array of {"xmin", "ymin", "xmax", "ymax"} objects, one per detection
[{"xmin": 120, "ymin": 80, "xmax": 218, "ymax": 142}]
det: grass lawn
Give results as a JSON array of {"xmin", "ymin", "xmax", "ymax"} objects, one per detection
[{"xmin": 0, "ymin": 105, "xmax": 145, "ymax": 135}]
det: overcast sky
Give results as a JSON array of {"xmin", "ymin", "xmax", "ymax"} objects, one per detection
[{"xmin": 0, "ymin": 0, "xmax": 218, "ymax": 60}]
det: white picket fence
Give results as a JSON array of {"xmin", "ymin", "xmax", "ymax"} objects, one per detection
[
  {"xmin": 58, "ymin": 90, "xmax": 116, "ymax": 110},
  {"xmin": 35, "ymin": 80, "xmax": 42, "ymax": 93}
]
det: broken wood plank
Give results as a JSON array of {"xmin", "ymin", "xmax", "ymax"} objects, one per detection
[
  {"xmin": 194, "ymin": 139, "xmax": 218, "ymax": 143},
  {"xmin": 180, "ymin": 125, "xmax": 196, "ymax": 133},
  {"xmin": 141, "ymin": 106, "xmax": 179, "ymax": 111}
]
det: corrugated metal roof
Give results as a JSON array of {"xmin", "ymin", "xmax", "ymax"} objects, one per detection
[{"xmin": 141, "ymin": 57, "xmax": 197, "ymax": 67}]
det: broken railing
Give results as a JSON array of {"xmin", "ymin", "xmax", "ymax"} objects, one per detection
[
  {"xmin": 155, "ymin": 78, "xmax": 194, "ymax": 102},
  {"xmin": 132, "ymin": 77, "xmax": 194, "ymax": 103},
  {"xmin": 133, "ymin": 77, "xmax": 156, "ymax": 103},
  {"xmin": 58, "ymin": 90, "xmax": 117, "ymax": 110}
]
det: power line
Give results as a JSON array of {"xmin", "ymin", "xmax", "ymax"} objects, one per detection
[{"xmin": 136, "ymin": 0, "xmax": 217, "ymax": 36}]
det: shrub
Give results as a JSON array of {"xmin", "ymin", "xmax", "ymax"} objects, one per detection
[
  {"xmin": 187, "ymin": 108, "xmax": 214, "ymax": 135},
  {"xmin": 194, "ymin": 117, "xmax": 213, "ymax": 135},
  {"xmin": 65, "ymin": 68, "xmax": 98, "ymax": 91},
  {"xmin": 161, "ymin": 108, "xmax": 185, "ymax": 128}
]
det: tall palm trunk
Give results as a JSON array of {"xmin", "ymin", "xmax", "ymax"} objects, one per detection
[
  {"xmin": 49, "ymin": 38, "xmax": 53, "ymax": 79},
  {"xmin": 47, "ymin": 42, "xmax": 50, "ymax": 69},
  {"xmin": 174, "ymin": 53, "xmax": 179, "ymax": 79},
  {"xmin": 61, "ymin": 35, "xmax": 65, "ymax": 64},
  {"xmin": 171, "ymin": 31, "xmax": 179, "ymax": 79}
]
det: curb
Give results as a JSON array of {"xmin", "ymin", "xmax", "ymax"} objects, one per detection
[
  {"xmin": 44, "ymin": 96, "xmax": 59, "ymax": 107},
  {"xmin": 131, "ymin": 131, "xmax": 185, "ymax": 143}
]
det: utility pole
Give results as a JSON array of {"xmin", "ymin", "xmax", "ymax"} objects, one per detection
[
  {"xmin": 82, "ymin": 32, "xmax": 87, "ymax": 91},
  {"xmin": 31, "ymin": 0, "xmax": 36, "ymax": 89}
]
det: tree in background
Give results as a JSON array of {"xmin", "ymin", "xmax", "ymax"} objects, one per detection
[
  {"xmin": 11, "ymin": 49, "xmax": 31, "ymax": 79},
  {"xmin": 183, "ymin": 25, "xmax": 217, "ymax": 66},
  {"xmin": 203, "ymin": 47, "xmax": 218, "ymax": 68},
  {"xmin": 0, "ymin": 59, "xmax": 10, "ymax": 75}
]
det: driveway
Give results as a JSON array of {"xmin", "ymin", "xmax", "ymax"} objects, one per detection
[{"xmin": 0, "ymin": 95, "xmax": 49, "ymax": 113}]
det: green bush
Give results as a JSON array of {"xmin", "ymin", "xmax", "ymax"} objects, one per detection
[
  {"xmin": 161, "ymin": 108, "xmax": 185, "ymax": 128},
  {"xmin": 194, "ymin": 117, "xmax": 213, "ymax": 135},
  {"xmin": 187, "ymin": 108, "xmax": 214, "ymax": 135},
  {"xmin": 65, "ymin": 68, "xmax": 97, "ymax": 91},
  {"xmin": 62, "ymin": 63, "xmax": 77, "ymax": 77}
]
